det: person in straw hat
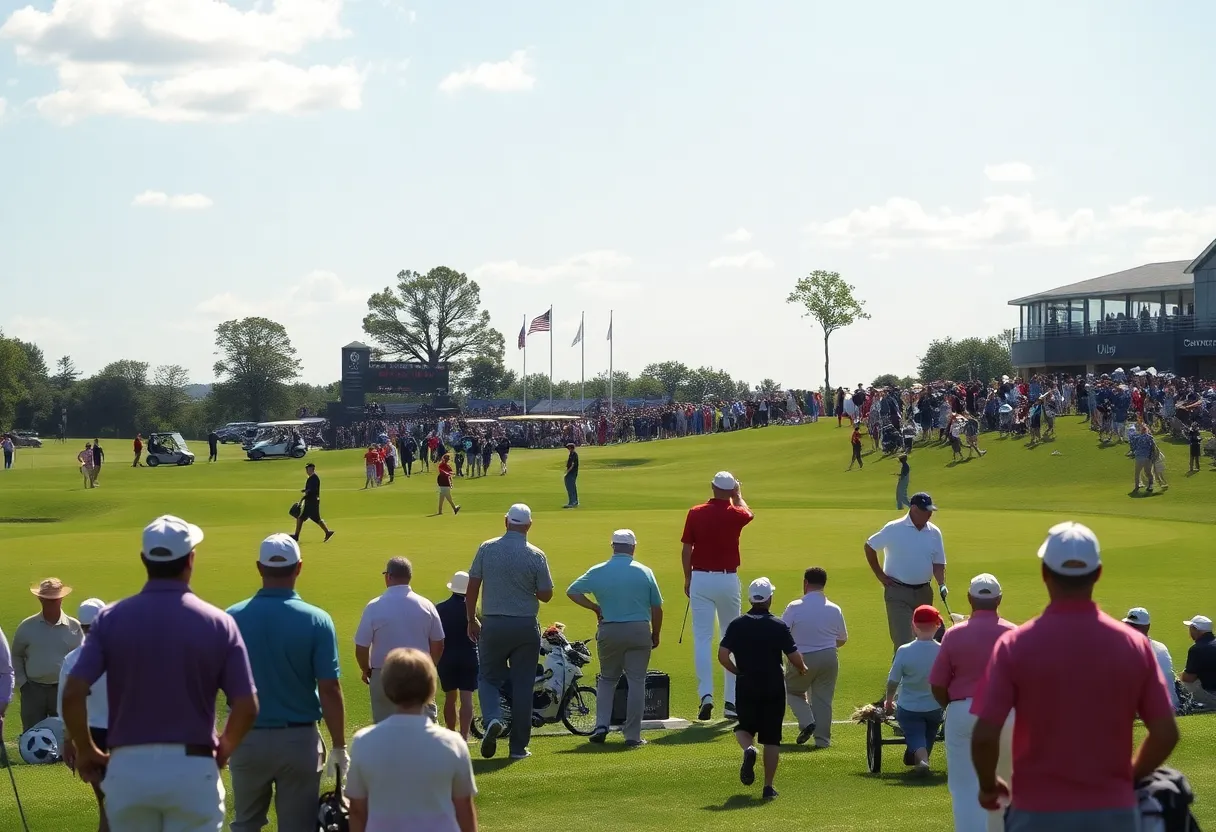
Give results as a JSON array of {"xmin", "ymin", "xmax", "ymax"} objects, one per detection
[
  {"xmin": 12, "ymin": 577, "xmax": 82, "ymax": 730},
  {"xmin": 435, "ymin": 570, "xmax": 479, "ymax": 740}
]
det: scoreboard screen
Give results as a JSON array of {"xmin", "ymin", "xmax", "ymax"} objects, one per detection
[{"xmin": 366, "ymin": 362, "xmax": 449, "ymax": 394}]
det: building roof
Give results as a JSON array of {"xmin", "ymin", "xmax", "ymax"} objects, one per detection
[
  {"xmin": 1185, "ymin": 235, "xmax": 1216, "ymax": 274},
  {"xmin": 1008, "ymin": 260, "xmax": 1192, "ymax": 306}
]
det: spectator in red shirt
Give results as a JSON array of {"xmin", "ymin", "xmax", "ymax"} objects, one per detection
[
  {"xmin": 971, "ymin": 522, "xmax": 1178, "ymax": 832},
  {"xmin": 848, "ymin": 426, "xmax": 863, "ymax": 470},
  {"xmin": 681, "ymin": 471, "xmax": 753, "ymax": 721},
  {"xmin": 132, "ymin": 434, "xmax": 143, "ymax": 468},
  {"xmin": 436, "ymin": 454, "xmax": 459, "ymax": 517},
  {"xmin": 363, "ymin": 447, "xmax": 380, "ymax": 490}
]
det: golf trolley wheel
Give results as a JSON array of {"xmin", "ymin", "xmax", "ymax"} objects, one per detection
[
  {"xmin": 291, "ymin": 448, "xmax": 306, "ymax": 459},
  {"xmin": 865, "ymin": 719, "xmax": 882, "ymax": 773},
  {"xmin": 146, "ymin": 456, "xmax": 160, "ymax": 467},
  {"xmin": 559, "ymin": 685, "xmax": 598, "ymax": 736},
  {"xmin": 249, "ymin": 450, "xmax": 265, "ymax": 460},
  {"xmin": 470, "ymin": 698, "xmax": 512, "ymax": 741}
]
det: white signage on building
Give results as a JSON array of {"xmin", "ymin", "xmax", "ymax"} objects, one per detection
[
  {"xmin": 1097, "ymin": 344, "xmax": 1118, "ymax": 357},
  {"xmin": 1182, "ymin": 339, "xmax": 1216, "ymax": 349}
]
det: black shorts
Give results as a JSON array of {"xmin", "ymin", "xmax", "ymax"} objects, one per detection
[
  {"xmin": 299, "ymin": 501, "xmax": 321, "ymax": 522},
  {"xmin": 437, "ymin": 656, "xmax": 478, "ymax": 692},
  {"xmin": 90, "ymin": 727, "xmax": 109, "ymax": 752},
  {"xmin": 735, "ymin": 691, "xmax": 784, "ymax": 746}
]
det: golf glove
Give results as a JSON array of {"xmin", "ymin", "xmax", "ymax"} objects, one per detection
[
  {"xmin": 939, "ymin": 585, "xmax": 949, "ymax": 600},
  {"xmin": 324, "ymin": 746, "xmax": 349, "ymax": 779}
]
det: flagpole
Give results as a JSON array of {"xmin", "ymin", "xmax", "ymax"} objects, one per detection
[
  {"xmin": 608, "ymin": 310, "xmax": 614, "ymax": 416},
  {"xmin": 522, "ymin": 314, "xmax": 528, "ymax": 415},
  {"xmin": 580, "ymin": 310, "xmax": 585, "ymax": 413},
  {"xmin": 548, "ymin": 305, "xmax": 554, "ymax": 408}
]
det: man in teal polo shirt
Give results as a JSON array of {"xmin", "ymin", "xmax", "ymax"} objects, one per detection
[
  {"xmin": 567, "ymin": 529, "xmax": 663, "ymax": 746},
  {"xmin": 227, "ymin": 534, "xmax": 348, "ymax": 832}
]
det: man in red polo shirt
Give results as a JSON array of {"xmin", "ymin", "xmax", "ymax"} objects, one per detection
[
  {"xmin": 970, "ymin": 522, "xmax": 1178, "ymax": 832},
  {"xmin": 681, "ymin": 471, "xmax": 753, "ymax": 721}
]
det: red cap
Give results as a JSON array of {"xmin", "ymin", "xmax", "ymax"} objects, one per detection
[{"xmin": 912, "ymin": 605, "xmax": 942, "ymax": 625}]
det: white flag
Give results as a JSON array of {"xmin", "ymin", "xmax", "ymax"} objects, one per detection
[
  {"xmin": 606, "ymin": 319, "xmax": 613, "ymax": 341},
  {"xmin": 571, "ymin": 320, "xmax": 583, "ymax": 347}
]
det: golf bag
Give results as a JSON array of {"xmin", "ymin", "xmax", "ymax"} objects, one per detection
[
  {"xmin": 18, "ymin": 718, "xmax": 63, "ymax": 765},
  {"xmin": 1137, "ymin": 767, "xmax": 1201, "ymax": 832},
  {"xmin": 880, "ymin": 424, "xmax": 901, "ymax": 454},
  {"xmin": 317, "ymin": 771, "xmax": 349, "ymax": 831}
]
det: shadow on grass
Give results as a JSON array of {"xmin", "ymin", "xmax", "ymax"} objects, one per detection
[
  {"xmin": 1128, "ymin": 488, "xmax": 1166, "ymax": 498},
  {"xmin": 851, "ymin": 769, "xmax": 948, "ymax": 788},
  {"xmin": 701, "ymin": 794, "xmax": 766, "ymax": 812},
  {"xmin": 471, "ymin": 758, "xmax": 519, "ymax": 774},
  {"xmin": 649, "ymin": 722, "xmax": 734, "ymax": 746},
  {"xmin": 554, "ymin": 742, "xmax": 636, "ymax": 755}
]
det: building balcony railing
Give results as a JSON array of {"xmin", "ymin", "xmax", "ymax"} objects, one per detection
[{"xmin": 1012, "ymin": 315, "xmax": 1216, "ymax": 342}]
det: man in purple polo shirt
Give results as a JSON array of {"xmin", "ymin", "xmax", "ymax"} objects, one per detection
[{"xmin": 61, "ymin": 515, "xmax": 260, "ymax": 832}]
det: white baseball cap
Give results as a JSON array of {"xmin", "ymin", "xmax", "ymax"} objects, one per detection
[
  {"xmin": 712, "ymin": 471, "xmax": 738, "ymax": 491},
  {"xmin": 506, "ymin": 504, "xmax": 532, "ymax": 525},
  {"xmin": 447, "ymin": 571, "xmax": 470, "ymax": 594},
  {"xmin": 77, "ymin": 598, "xmax": 106, "ymax": 627},
  {"xmin": 142, "ymin": 515, "xmax": 204, "ymax": 562},
  {"xmin": 258, "ymin": 533, "xmax": 301, "ymax": 567},
  {"xmin": 968, "ymin": 573, "xmax": 1002, "ymax": 598},
  {"xmin": 611, "ymin": 529, "xmax": 637, "ymax": 546},
  {"xmin": 1123, "ymin": 607, "xmax": 1151, "ymax": 626},
  {"xmin": 1184, "ymin": 615, "xmax": 1213, "ymax": 633},
  {"xmin": 748, "ymin": 577, "xmax": 775, "ymax": 603},
  {"xmin": 1037, "ymin": 521, "xmax": 1101, "ymax": 576}
]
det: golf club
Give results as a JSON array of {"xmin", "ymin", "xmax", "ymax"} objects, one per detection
[
  {"xmin": 941, "ymin": 593, "xmax": 957, "ymax": 626},
  {"xmin": 677, "ymin": 600, "xmax": 690, "ymax": 644},
  {"xmin": 1, "ymin": 731, "xmax": 32, "ymax": 832}
]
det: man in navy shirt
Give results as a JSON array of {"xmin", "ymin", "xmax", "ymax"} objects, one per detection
[
  {"xmin": 563, "ymin": 443, "xmax": 580, "ymax": 508},
  {"xmin": 436, "ymin": 571, "xmax": 479, "ymax": 739}
]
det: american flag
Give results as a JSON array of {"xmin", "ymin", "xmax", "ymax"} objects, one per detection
[
  {"xmin": 517, "ymin": 322, "xmax": 526, "ymax": 350},
  {"xmin": 528, "ymin": 310, "xmax": 551, "ymax": 335}
]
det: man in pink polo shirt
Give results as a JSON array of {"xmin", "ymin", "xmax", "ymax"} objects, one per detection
[
  {"xmin": 970, "ymin": 522, "xmax": 1179, "ymax": 832},
  {"xmin": 929, "ymin": 573, "xmax": 1015, "ymax": 832}
]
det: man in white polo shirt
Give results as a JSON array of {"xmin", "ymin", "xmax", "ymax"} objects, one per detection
[
  {"xmin": 781, "ymin": 567, "xmax": 847, "ymax": 748},
  {"xmin": 1121, "ymin": 608, "xmax": 1178, "ymax": 712},
  {"xmin": 59, "ymin": 597, "xmax": 109, "ymax": 832},
  {"xmin": 864, "ymin": 492, "xmax": 948, "ymax": 653},
  {"xmin": 354, "ymin": 557, "xmax": 444, "ymax": 723}
]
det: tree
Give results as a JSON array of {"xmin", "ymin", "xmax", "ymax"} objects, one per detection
[
  {"xmin": 13, "ymin": 340, "xmax": 52, "ymax": 429},
  {"xmin": 682, "ymin": 366, "xmax": 742, "ymax": 401},
  {"xmin": 151, "ymin": 364, "xmax": 192, "ymax": 428},
  {"xmin": 462, "ymin": 356, "xmax": 516, "ymax": 399},
  {"xmin": 584, "ymin": 370, "xmax": 633, "ymax": 401},
  {"xmin": 756, "ymin": 378, "xmax": 783, "ymax": 395},
  {"xmin": 0, "ymin": 333, "xmax": 30, "ymax": 428},
  {"xmin": 626, "ymin": 375, "xmax": 665, "ymax": 399},
  {"xmin": 212, "ymin": 317, "xmax": 302, "ymax": 422},
  {"xmin": 52, "ymin": 356, "xmax": 80, "ymax": 390},
  {"xmin": 363, "ymin": 267, "xmax": 502, "ymax": 367},
  {"xmin": 917, "ymin": 335, "xmax": 1013, "ymax": 383},
  {"xmin": 786, "ymin": 270, "xmax": 870, "ymax": 395},
  {"xmin": 640, "ymin": 361, "xmax": 691, "ymax": 399},
  {"xmin": 872, "ymin": 373, "xmax": 920, "ymax": 389}
]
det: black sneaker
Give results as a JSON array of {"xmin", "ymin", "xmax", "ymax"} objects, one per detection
[
  {"xmin": 323, "ymin": 531, "xmax": 335, "ymax": 543},
  {"xmin": 589, "ymin": 727, "xmax": 608, "ymax": 744},
  {"xmin": 762, "ymin": 786, "xmax": 778, "ymax": 800},
  {"xmin": 724, "ymin": 702, "xmax": 737, "ymax": 720},
  {"xmin": 454, "ymin": 505, "xmax": 462, "ymax": 515},
  {"xmin": 796, "ymin": 723, "xmax": 816, "ymax": 745},
  {"xmin": 481, "ymin": 720, "xmax": 504, "ymax": 759},
  {"xmin": 740, "ymin": 746, "xmax": 757, "ymax": 786},
  {"xmin": 698, "ymin": 696, "xmax": 713, "ymax": 721}
]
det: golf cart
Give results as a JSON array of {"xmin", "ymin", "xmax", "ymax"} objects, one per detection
[
  {"xmin": 145, "ymin": 432, "xmax": 195, "ymax": 467},
  {"xmin": 246, "ymin": 418, "xmax": 325, "ymax": 461}
]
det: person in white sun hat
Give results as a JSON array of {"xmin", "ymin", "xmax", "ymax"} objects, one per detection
[
  {"xmin": 928, "ymin": 574, "xmax": 1015, "ymax": 832},
  {"xmin": 681, "ymin": 471, "xmax": 754, "ymax": 722},
  {"xmin": 1180, "ymin": 615, "xmax": 1216, "ymax": 709},
  {"xmin": 58, "ymin": 597, "xmax": 110, "ymax": 832},
  {"xmin": 1120, "ymin": 608, "xmax": 1178, "ymax": 712}
]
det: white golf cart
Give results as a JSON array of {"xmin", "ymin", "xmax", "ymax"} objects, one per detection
[
  {"xmin": 145, "ymin": 432, "xmax": 196, "ymax": 466},
  {"xmin": 246, "ymin": 418, "xmax": 325, "ymax": 461}
]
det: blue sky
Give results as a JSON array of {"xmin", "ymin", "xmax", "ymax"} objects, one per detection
[{"xmin": 2, "ymin": 0, "xmax": 1215, "ymax": 389}]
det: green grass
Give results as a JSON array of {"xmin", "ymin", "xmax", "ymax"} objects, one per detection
[{"xmin": 1, "ymin": 420, "xmax": 1214, "ymax": 831}]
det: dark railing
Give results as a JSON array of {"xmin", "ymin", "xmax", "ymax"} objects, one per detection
[{"xmin": 1013, "ymin": 315, "xmax": 1216, "ymax": 342}]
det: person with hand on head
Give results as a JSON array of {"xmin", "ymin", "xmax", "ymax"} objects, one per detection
[
  {"xmin": 682, "ymin": 471, "xmax": 754, "ymax": 721},
  {"xmin": 864, "ymin": 493, "xmax": 948, "ymax": 655},
  {"xmin": 1180, "ymin": 615, "xmax": 1216, "ymax": 709},
  {"xmin": 1121, "ymin": 608, "xmax": 1179, "ymax": 712},
  {"xmin": 970, "ymin": 522, "xmax": 1178, "ymax": 832},
  {"xmin": 226, "ymin": 534, "xmax": 347, "ymax": 832},
  {"xmin": 929, "ymin": 574, "xmax": 1016, "ymax": 831},
  {"xmin": 465, "ymin": 504, "xmax": 554, "ymax": 760},
  {"xmin": 718, "ymin": 577, "xmax": 806, "ymax": 801},
  {"xmin": 57, "ymin": 598, "xmax": 110, "ymax": 832},
  {"xmin": 62, "ymin": 515, "xmax": 259, "ymax": 832},
  {"xmin": 567, "ymin": 529, "xmax": 663, "ymax": 747}
]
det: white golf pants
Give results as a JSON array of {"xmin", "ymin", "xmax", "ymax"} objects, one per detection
[
  {"xmin": 103, "ymin": 745, "xmax": 225, "ymax": 832},
  {"xmin": 945, "ymin": 701, "xmax": 1013, "ymax": 832},
  {"xmin": 690, "ymin": 571, "xmax": 740, "ymax": 703}
]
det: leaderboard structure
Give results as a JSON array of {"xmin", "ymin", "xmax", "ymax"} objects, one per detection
[
  {"xmin": 1009, "ymin": 235, "xmax": 1216, "ymax": 379},
  {"xmin": 326, "ymin": 341, "xmax": 452, "ymax": 423}
]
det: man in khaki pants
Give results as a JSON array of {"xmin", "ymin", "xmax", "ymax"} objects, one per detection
[
  {"xmin": 567, "ymin": 529, "xmax": 663, "ymax": 747},
  {"xmin": 781, "ymin": 567, "xmax": 847, "ymax": 747},
  {"xmin": 864, "ymin": 493, "xmax": 948, "ymax": 653}
]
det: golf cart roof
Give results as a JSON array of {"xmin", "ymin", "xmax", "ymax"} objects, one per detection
[
  {"xmin": 464, "ymin": 418, "xmax": 497, "ymax": 424},
  {"xmin": 151, "ymin": 431, "xmax": 188, "ymax": 440},
  {"xmin": 499, "ymin": 414, "xmax": 582, "ymax": 421},
  {"xmin": 256, "ymin": 418, "xmax": 327, "ymax": 428}
]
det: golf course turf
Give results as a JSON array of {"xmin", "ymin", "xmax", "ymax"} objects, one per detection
[{"xmin": 1, "ymin": 418, "xmax": 1213, "ymax": 831}]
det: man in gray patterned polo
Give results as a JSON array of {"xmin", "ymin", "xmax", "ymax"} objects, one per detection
[{"xmin": 465, "ymin": 503, "xmax": 554, "ymax": 760}]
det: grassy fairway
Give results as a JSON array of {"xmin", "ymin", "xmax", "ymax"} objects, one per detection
[{"xmin": 1, "ymin": 420, "xmax": 1214, "ymax": 831}]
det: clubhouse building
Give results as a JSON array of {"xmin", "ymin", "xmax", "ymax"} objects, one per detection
[{"xmin": 1009, "ymin": 235, "xmax": 1216, "ymax": 379}]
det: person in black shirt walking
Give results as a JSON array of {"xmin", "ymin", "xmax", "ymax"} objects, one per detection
[
  {"xmin": 718, "ymin": 577, "xmax": 807, "ymax": 800},
  {"xmin": 207, "ymin": 430, "xmax": 219, "ymax": 463},
  {"xmin": 435, "ymin": 570, "xmax": 479, "ymax": 739},
  {"xmin": 90, "ymin": 439, "xmax": 104, "ymax": 487},
  {"xmin": 496, "ymin": 435, "xmax": 511, "ymax": 475},
  {"xmin": 1186, "ymin": 423, "xmax": 1202, "ymax": 473},
  {"xmin": 292, "ymin": 462, "xmax": 334, "ymax": 543},
  {"xmin": 563, "ymin": 443, "xmax": 580, "ymax": 508},
  {"xmin": 896, "ymin": 454, "xmax": 911, "ymax": 509}
]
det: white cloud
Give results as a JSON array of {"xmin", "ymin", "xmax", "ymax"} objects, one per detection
[
  {"xmin": 4, "ymin": 78, "xmax": 15, "ymax": 86},
  {"xmin": 439, "ymin": 50, "xmax": 534, "ymax": 93},
  {"xmin": 707, "ymin": 251, "xmax": 774, "ymax": 270},
  {"xmin": 723, "ymin": 227, "xmax": 752, "ymax": 243},
  {"xmin": 132, "ymin": 190, "xmax": 214, "ymax": 209},
  {"xmin": 194, "ymin": 270, "xmax": 364, "ymax": 324},
  {"xmin": 984, "ymin": 162, "xmax": 1035, "ymax": 183},
  {"xmin": 472, "ymin": 250, "xmax": 631, "ymax": 285},
  {"xmin": 0, "ymin": 0, "xmax": 362, "ymax": 123}
]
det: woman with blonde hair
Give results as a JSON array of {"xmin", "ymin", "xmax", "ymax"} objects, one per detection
[{"xmin": 347, "ymin": 647, "xmax": 478, "ymax": 832}]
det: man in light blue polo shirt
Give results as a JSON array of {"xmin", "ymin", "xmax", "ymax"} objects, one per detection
[
  {"xmin": 227, "ymin": 534, "xmax": 348, "ymax": 832},
  {"xmin": 567, "ymin": 529, "xmax": 663, "ymax": 746}
]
